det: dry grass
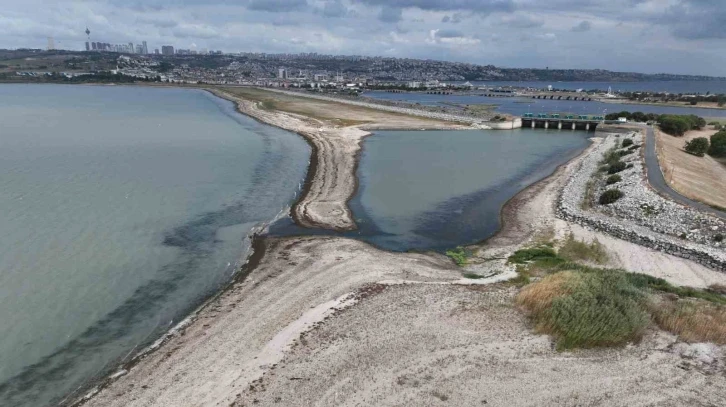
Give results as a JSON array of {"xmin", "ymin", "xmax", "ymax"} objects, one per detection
[
  {"xmin": 656, "ymin": 128, "xmax": 726, "ymax": 209},
  {"xmin": 650, "ymin": 298, "xmax": 726, "ymax": 344},
  {"xmin": 558, "ymin": 233, "xmax": 609, "ymax": 264},
  {"xmin": 516, "ymin": 271, "xmax": 579, "ymax": 316},
  {"xmin": 217, "ymin": 86, "xmax": 450, "ymax": 129}
]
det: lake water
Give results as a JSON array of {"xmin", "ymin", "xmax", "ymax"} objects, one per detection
[
  {"xmin": 458, "ymin": 80, "xmax": 726, "ymax": 94},
  {"xmin": 0, "ymin": 84, "xmax": 310, "ymax": 406},
  {"xmin": 271, "ymin": 129, "xmax": 592, "ymax": 252},
  {"xmin": 363, "ymin": 91, "xmax": 726, "ymax": 119}
]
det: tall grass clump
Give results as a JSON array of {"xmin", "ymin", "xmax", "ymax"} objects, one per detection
[
  {"xmin": 649, "ymin": 299, "xmax": 726, "ymax": 344},
  {"xmin": 517, "ymin": 271, "xmax": 649, "ymax": 350},
  {"xmin": 558, "ymin": 233, "xmax": 608, "ymax": 264}
]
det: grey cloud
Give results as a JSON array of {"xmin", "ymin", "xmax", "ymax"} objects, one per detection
[
  {"xmin": 658, "ymin": 0, "xmax": 726, "ymax": 39},
  {"xmin": 441, "ymin": 13, "xmax": 466, "ymax": 23},
  {"xmin": 246, "ymin": 0, "xmax": 308, "ymax": 12},
  {"xmin": 436, "ymin": 29, "xmax": 465, "ymax": 38},
  {"xmin": 379, "ymin": 7, "xmax": 403, "ymax": 23},
  {"xmin": 571, "ymin": 20, "xmax": 591, "ymax": 32},
  {"xmin": 321, "ymin": 0, "xmax": 348, "ymax": 17},
  {"xmin": 499, "ymin": 14, "xmax": 544, "ymax": 29},
  {"xmin": 354, "ymin": 0, "xmax": 515, "ymax": 13}
]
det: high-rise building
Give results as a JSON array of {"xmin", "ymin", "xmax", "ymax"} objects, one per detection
[
  {"xmin": 154, "ymin": 49, "xmax": 160, "ymax": 55},
  {"xmin": 47, "ymin": 37, "xmax": 55, "ymax": 51},
  {"xmin": 142, "ymin": 41, "xmax": 148, "ymax": 55},
  {"xmin": 135, "ymin": 44, "xmax": 144, "ymax": 54},
  {"xmin": 161, "ymin": 45, "xmax": 174, "ymax": 55},
  {"xmin": 278, "ymin": 68, "xmax": 287, "ymax": 79},
  {"xmin": 91, "ymin": 42, "xmax": 97, "ymax": 50},
  {"xmin": 128, "ymin": 42, "xmax": 134, "ymax": 54},
  {"xmin": 85, "ymin": 42, "xmax": 90, "ymax": 51}
]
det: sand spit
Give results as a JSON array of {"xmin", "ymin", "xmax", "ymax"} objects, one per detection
[
  {"xmin": 79, "ymin": 131, "xmax": 726, "ymax": 407},
  {"xmin": 207, "ymin": 87, "xmax": 469, "ymax": 231},
  {"xmin": 80, "ymin": 237, "xmax": 461, "ymax": 407}
]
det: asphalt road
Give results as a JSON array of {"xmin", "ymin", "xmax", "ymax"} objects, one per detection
[{"xmin": 643, "ymin": 125, "xmax": 726, "ymax": 219}]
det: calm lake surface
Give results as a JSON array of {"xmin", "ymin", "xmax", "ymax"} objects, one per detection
[
  {"xmin": 271, "ymin": 129, "xmax": 591, "ymax": 251},
  {"xmin": 459, "ymin": 80, "xmax": 726, "ymax": 94},
  {"xmin": 363, "ymin": 91, "xmax": 726, "ymax": 119},
  {"xmin": 0, "ymin": 84, "xmax": 310, "ymax": 406}
]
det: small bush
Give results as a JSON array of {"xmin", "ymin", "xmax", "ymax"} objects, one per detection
[
  {"xmin": 627, "ymin": 144, "xmax": 641, "ymax": 151},
  {"xmin": 709, "ymin": 131, "xmax": 726, "ymax": 157},
  {"xmin": 446, "ymin": 246, "xmax": 469, "ymax": 266},
  {"xmin": 508, "ymin": 246, "xmax": 559, "ymax": 264},
  {"xmin": 559, "ymin": 233, "xmax": 608, "ymax": 264},
  {"xmin": 606, "ymin": 174, "xmax": 622, "ymax": 185},
  {"xmin": 607, "ymin": 161, "xmax": 627, "ymax": 174},
  {"xmin": 599, "ymin": 189, "xmax": 623, "ymax": 205},
  {"xmin": 617, "ymin": 149, "xmax": 633, "ymax": 157},
  {"xmin": 626, "ymin": 163, "xmax": 634, "ymax": 169},
  {"xmin": 714, "ymin": 234, "xmax": 724, "ymax": 243},
  {"xmin": 621, "ymin": 138, "xmax": 634, "ymax": 147},
  {"xmin": 684, "ymin": 137, "xmax": 710, "ymax": 157}
]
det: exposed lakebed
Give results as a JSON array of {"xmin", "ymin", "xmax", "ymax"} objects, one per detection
[{"xmin": 271, "ymin": 128, "xmax": 592, "ymax": 251}]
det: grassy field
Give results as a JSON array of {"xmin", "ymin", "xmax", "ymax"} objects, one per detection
[{"xmin": 509, "ymin": 236, "xmax": 726, "ymax": 350}]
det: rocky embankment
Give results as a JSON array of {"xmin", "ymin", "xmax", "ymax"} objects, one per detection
[{"xmin": 558, "ymin": 132, "xmax": 726, "ymax": 271}]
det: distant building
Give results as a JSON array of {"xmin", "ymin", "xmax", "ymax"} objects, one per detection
[
  {"xmin": 91, "ymin": 42, "xmax": 97, "ymax": 50},
  {"xmin": 142, "ymin": 41, "xmax": 148, "ymax": 55},
  {"xmin": 278, "ymin": 68, "xmax": 287, "ymax": 79},
  {"xmin": 161, "ymin": 45, "xmax": 174, "ymax": 56},
  {"xmin": 85, "ymin": 42, "xmax": 90, "ymax": 51},
  {"xmin": 135, "ymin": 44, "xmax": 144, "ymax": 54},
  {"xmin": 154, "ymin": 49, "xmax": 160, "ymax": 55},
  {"xmin": 128, "ymin": 42, "xmax": 134, "ymax": 53}
]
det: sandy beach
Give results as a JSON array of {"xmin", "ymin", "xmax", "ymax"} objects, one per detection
[{"xmin": 76, "ymin": 89, "xmax": 726, "ymax": 407}]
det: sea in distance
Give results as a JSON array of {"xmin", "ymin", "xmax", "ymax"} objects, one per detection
[
  {"xmin": 461, "ymin": 80, "xmax": 726, "ymax": 94},
  {"xmin": 364, "ymin": 90, "xmax": 726, "ymax": 119},
  {"xmin": 0, "ymin": 84, "xmax": 310, "ymax": 406},
  {"xmin": 271, "ymin": 128, "xmax": 592, "ymax": 252}
]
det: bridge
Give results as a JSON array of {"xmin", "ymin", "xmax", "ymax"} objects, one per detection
[{"xmin": 520, "ymin": 113, "xmax": 604, "ymax": 131}]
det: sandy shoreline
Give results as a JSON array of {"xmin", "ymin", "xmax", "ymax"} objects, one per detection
[{"xmin": 74, "ymin": 87, "xmax": 726, "ymax": 407}]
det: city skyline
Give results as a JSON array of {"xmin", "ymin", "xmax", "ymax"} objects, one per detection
[{"xmin": 1, "ymin": 0, "xmax": 725, "ymax": 76}]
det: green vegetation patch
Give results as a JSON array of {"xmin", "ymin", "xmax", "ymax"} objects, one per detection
[
  {"xmin": 446, "ymin": 246, "xmax": 471, "ymax": 266},
  {"xmin": 606, "ymin": 174, "xmax": 622, "ymax": 185},
  {"xmin": 684, "ymin": 137, "xmax": 710, "ymax": 157},
  {"xmin": 709, "ymin": 130, "xmax": 726, "ymax": 158},
  {"xmin": 599, "ymin": 189, "xmax": 624, "ymax": 205},
  {"xmin": 512, "ymin": 238, "xmax": 726, "ymax": 350}
]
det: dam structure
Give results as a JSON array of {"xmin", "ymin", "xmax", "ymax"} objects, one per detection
[{"xmin": 521, "ymin": 113, "xmax": 603, "ymax": 131}]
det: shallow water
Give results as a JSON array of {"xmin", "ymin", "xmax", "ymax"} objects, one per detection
[
  {"xmin": 271, "ymin": 129, "xmax": 591, "ymax": 251},
  {"xmin": 0, "ymin": 84, "xmax": 310, "ymax": 406},
  {"xmin": 363, "ymin": 91, "xmax": 726, "ymax": 118}
]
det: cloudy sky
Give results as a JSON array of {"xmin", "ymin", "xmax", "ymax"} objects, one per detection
[{"xmin": 3, "ymin": 0, "xmax": 726, "ymax": 76}]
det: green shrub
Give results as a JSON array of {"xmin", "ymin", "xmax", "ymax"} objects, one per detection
[
  {"xmin": 621, "ymin": 138, "xmax": 634, "ymax": 148},
  {"xmin": 627, "ymin": 144, "xmax": 641, "ymax": 151},
  {"xmin": 715, "ymin": 234, "xmax": 724, "ymax": 243},
  {"xmin": 517, "ymin": 271, "xmax": 649, "ymax": 350},
  {"xmin": 446, "ymin": 246, "xmax": 469, "ymax": 266},
  {"xmin": 607, "ymin": 161, "xmax": 627, "ymax": 174},
  {"xmin": 684, "ymin": 137, "xmax": 710, "ymax": 157},
  {"xmin": 508, "ymin": 246, "xmax": 559, "ymax": 264},
  {"xmin": 709, "ymin": 131, "xmax": 726, "ymax": 157},
  {"xmin": 659, "ymin": 114, "xmax": 706, "ymax": 136},
  {"xmin": 606, "ymin": 174, "xmax": 622, "ymax": 185},
  {"xmin": 617, "ymin": 149, "xmax": 633, "ymax": 157},
  {"xmin": 599, "ymin": 189, "xmax": 624, "ymax": 205}
]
